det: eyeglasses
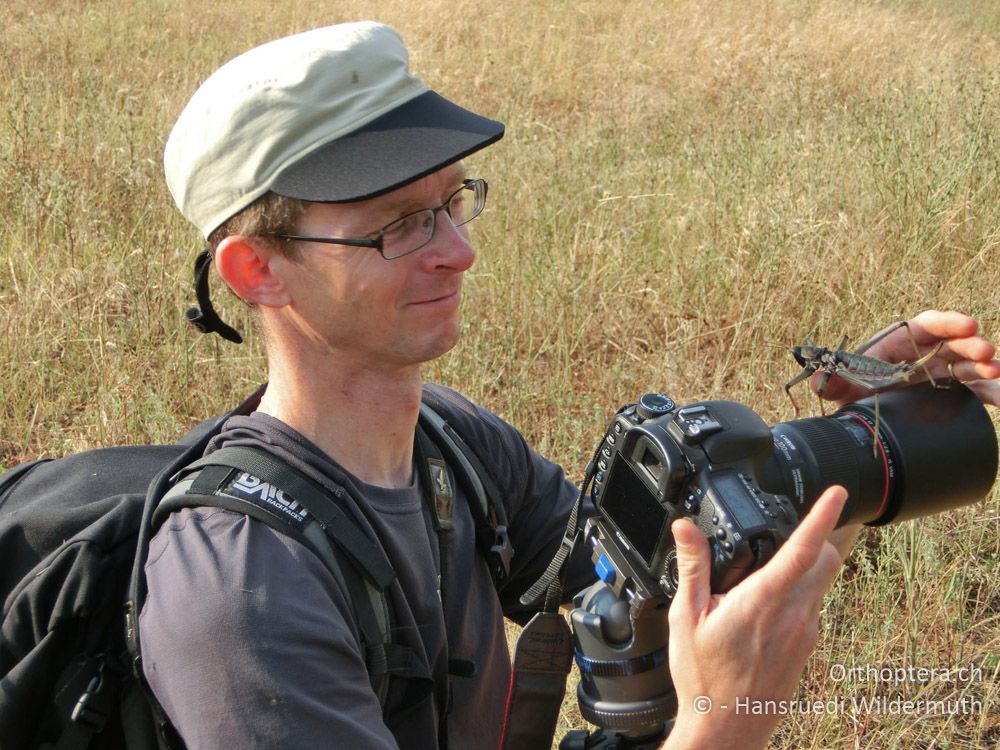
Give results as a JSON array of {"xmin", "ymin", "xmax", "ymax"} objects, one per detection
[{"xmin": 278, "ymin": 178, "xmax": 489, "ymax": 260}]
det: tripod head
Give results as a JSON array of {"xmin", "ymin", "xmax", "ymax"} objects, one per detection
[{"xmin": 559, "ymin": 576, "xmax": 675, "ymax": 749}]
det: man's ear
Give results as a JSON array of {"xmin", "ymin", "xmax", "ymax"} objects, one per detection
[{"xmin": 214, "ymin": 236, "xmax": 291, "ymax": 308}]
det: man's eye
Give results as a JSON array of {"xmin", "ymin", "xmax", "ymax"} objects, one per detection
[
  {"xmin": 383, "ymin": 214, "xmax": 417, "ymax": 240},
  {"xmin": 446, "ymin": 195, "xmax": 463, "ymax": 221},
  {"xmin": 385, "ymin": 211, "xmax": 432, "ymax": 239}
]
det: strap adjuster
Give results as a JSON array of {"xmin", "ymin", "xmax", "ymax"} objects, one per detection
[{"xmin": 491, "ymin": 525, "xmax": 513, "ymax": 580}]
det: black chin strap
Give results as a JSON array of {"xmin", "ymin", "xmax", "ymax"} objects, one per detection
[{"xmin": 184, "ymin": 248, "xmax": 244, "ymax": 344}]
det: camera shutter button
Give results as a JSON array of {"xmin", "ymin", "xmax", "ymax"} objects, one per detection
[{"xmin": 674, "ymin": 405, "xmax": 724, "ymax": 443}]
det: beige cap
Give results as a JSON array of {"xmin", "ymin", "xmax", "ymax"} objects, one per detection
[{"xmin": 165, "ymin": 21, "xmax": 504, "ymax": 238}]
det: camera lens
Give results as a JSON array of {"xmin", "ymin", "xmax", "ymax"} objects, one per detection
[{"xmin": 758, "ymin": 382, "xmax": 998, "ymax": 526}]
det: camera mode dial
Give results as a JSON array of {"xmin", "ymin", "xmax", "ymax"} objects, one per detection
[{"xmin": 636, "ymin": 393, "xmax": 676, "ymax": 421}]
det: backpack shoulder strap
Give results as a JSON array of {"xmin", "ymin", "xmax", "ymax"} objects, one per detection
[
  {"xmin": 155, "ymin": 445, "xmax": 430, "ymax": 712},
  {"xmin": 166, "ymin": 446, "xmax": 395, "ymax": 589},
  {"xmin": 417, "ymin": 400, "xmax": 514, "ymax": 585}
]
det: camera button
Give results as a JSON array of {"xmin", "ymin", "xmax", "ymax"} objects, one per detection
[
  {"xmin": 715, "ymin": 528, "xmax": 727, "ymax": 540},
  {"xmin": 675, "ymin": 406, "xmax": 724, "ymax": 443},
  {"xmin": 595, "ymin": 554, "xmax": 617, "ymax": 586}
]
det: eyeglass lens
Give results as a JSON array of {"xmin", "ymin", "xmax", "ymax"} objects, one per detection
[{"xmin": 381, "ymin": 180, "xmax": 484, "ymax": 259}]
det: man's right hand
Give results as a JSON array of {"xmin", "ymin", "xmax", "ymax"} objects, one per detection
[{"xmin": 661, "ymin": 485, "xmax": 851, "ymax": 750}]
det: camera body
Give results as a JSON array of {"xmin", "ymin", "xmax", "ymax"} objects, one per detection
[
  {"xmin": 585, "ymin": 383, "xmax": 998, "ymax": 612},
  {"xmin": 587, "ymin": 394, "xmax": 799, "ymax": 608}
]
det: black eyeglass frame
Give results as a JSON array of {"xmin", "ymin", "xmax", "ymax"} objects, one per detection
[{"xmin": 277, "ymin": 178, "xmax": 488, "ymax": 260}]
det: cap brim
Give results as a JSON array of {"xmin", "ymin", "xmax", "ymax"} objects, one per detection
[{"xmin": 270, "ymin": 91, "xmax": 504, "ymax": 203}]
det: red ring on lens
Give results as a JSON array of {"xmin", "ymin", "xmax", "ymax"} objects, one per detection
[{"xmin": 845, "ymin": 413, "xmax": 890, "ymax": 520}]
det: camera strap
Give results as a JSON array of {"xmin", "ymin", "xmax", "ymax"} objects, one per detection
[
  {"xmin": 519, "ymin": 430, "xmax": 606, "ymax": 611},
  {"xmin": 519, "ymin": 488, "xmax": 585, "ymax": 612},
  {"xmin": 498, "ymin": 610, "xmax": 574, "ymax": 750},
  {"xmin": 498, "ymin": 442, "xmax": 606, "ymax": 750},
  {"xmin": 497, "ymin": 487, "xmax": 585, "ymax": 750}
]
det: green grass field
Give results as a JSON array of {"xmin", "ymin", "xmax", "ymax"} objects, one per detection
[{"xmin": 2, "ymin": 0, "xmax": 997, "ymax": 747}]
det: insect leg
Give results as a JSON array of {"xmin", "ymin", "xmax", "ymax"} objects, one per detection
[
  {"xmin": 830, "ymin": 367, "xmax": 886, "ymax": 392},
  {"xmin": 784, "ymin": 365, "xmax": 817, "ymax": 418},
  {"xmin": 898, "ymin": 322, "xmax": 948, "ymax": 390},
  {"xmin": 815, "ymin": 367, "xmax": 834, "ymax": 416},
  {"xmin": 852, "ymin": 321, "xmax": 909, "ymax": 356},
  {"xmin": 854, "ymin": 321, "xmax": 948, "ymax": 390}
]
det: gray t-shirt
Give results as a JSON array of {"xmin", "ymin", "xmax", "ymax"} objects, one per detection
[{"xmin": 140, "ymin": 384, "xmax": 593, "ymax": 749}]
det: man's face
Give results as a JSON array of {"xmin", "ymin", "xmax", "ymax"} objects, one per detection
[{"xmin": 271, "ymin": 163, "xmax": 476, "ymax": 369}]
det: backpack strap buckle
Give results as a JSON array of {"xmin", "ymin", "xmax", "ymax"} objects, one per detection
[
  {"xmin": 69, "ymin": 662, "xmax": 112, "ymax": 732},
  {"xmin": 490, "ymin": 524, "xmax": 513, "ymax": 581}
]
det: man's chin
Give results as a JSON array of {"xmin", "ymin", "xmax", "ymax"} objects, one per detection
[
  {"xmin": 428, "ymin": 327, "xmax": 462, "ymax": 361},
  {"xmin": 403, "ymin": 322, "xmax": 462, "ymax": 367}
]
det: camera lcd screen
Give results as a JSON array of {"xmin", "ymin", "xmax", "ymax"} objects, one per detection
[
  {"xmin": 712, "ymin": 472, "xmax": 765, "ymax": 531},
  {"xmin": 600, "ymin": 458, "xmax": 668, "ymax": 568}
]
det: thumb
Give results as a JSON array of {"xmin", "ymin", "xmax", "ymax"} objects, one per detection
[{"xmin": 671, "ymin": 517, "xmax": 712, "ymax": 615}]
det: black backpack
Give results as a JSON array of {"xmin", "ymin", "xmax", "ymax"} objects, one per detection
[{"xmin": 0, "ymin": 388, "xmax": 512, "ymax": 750}]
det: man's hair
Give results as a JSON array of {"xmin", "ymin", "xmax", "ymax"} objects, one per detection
[{"xmin": 207, "ymin": 191, "xmax": 308, "ymax": 257}]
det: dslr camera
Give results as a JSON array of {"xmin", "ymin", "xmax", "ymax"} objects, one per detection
[{"xmin": 565, "ymin": 381, "xmax": 997, "ymax": 748}]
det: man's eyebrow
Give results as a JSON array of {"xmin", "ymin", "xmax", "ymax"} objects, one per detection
[{"xmin": 375, "ymin": 168, "xmax": 469, "ymax": 217}]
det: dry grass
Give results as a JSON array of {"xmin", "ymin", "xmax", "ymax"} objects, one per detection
[{"xmin": 1, "ymin": 1, "xmax": 998, "ymax": 747}]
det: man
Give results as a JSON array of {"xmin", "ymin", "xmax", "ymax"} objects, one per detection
[{"xmin": 141, "ymin": 21, "xmax": 1000, "ymax": 750}]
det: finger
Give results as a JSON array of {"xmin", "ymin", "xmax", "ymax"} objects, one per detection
[
  {"xmin": 926, "ymin": 357, "xmax": 1000, "ymax": 383},
  {"xmin": 827, "ymin": 523, "xmax": 861, "ymax": 561},
  {"xmin": 906, "ymin": 310, "xmax": 979, "ymax": 346},
  {"xmin": 758, "ymin": 486, "xmax": 848, "ymax": 595},
  {"xmin": 782, "ymin": 523, "xmax": 852, "ymax": 628},
  {"xmin": 814, "ymin": 374, "xmax": 854, "ymax": 403},
  {"xmin": 824, "ymin": 354, "xmax": 1000, "ymax": 405},
  {"xmin": 926, "ymin": 336, "xmax": 997, "ymax": 364},
  {"xmin": 671, "ymin": 517, "xmax": 713, "ymax": 616},
  {"xmin": 867, "ymin": 313, "xmax": 979, "ymax": 364},
  {"xmin": 964, "ymin": 379, "xmax": 1000, "ymax": 408},
  {"xmin": 797, "ymin": 542, "xmax": 847, "ymax": 620}
]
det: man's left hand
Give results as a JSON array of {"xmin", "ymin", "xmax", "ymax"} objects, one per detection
[{"xmin": 815, "ymin": 310, "xmax": 1000, "ymax": 407}]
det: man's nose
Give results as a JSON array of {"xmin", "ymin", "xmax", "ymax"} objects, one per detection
[{"xmin": 420, "ymin": 210, "xmax": 475, "ymax": 271}]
